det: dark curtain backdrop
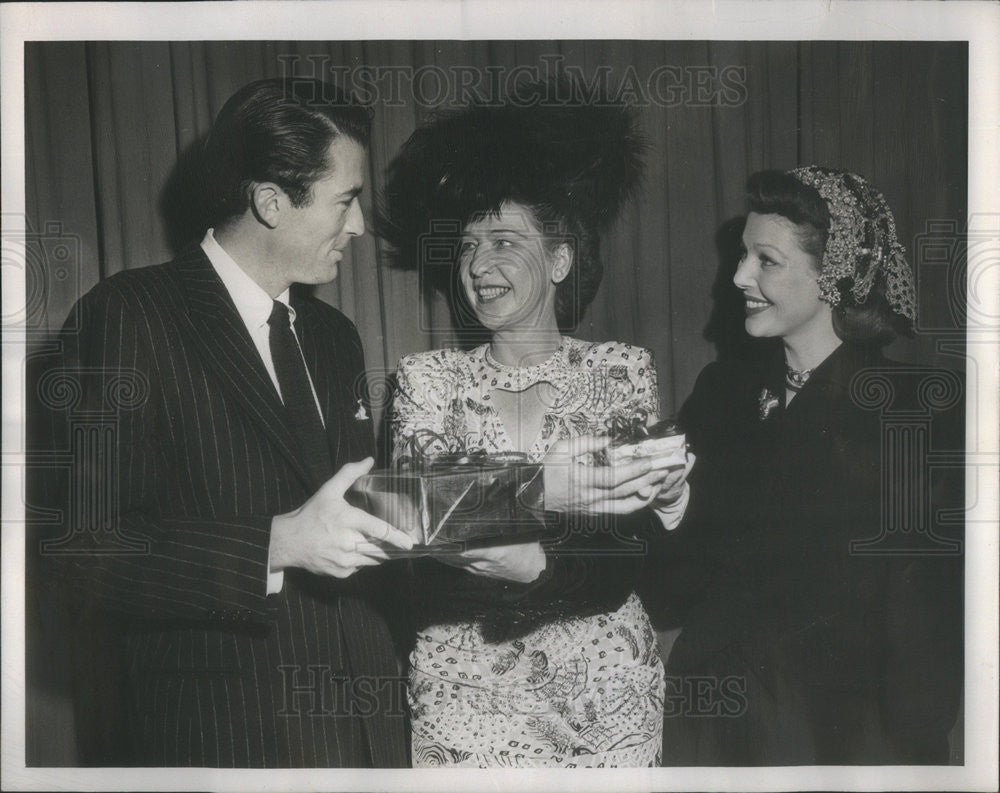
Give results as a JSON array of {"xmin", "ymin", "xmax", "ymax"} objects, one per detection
[
  {"xmin": 26, "ymin": 40, "xmax": 967, "ymax": 416},
  {"xmin": 24, "ymin": 40, "xmax": 967, "ymax": 765}
]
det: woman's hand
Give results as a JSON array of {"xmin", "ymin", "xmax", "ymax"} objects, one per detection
[
  {"xmin": 634, "ymin": 450, "xmax": 695, "ymax": 531},
  {"xmin": 638, "ymin": 451, "xmax": 696, "ymax": 507},
  {"xmin": 434, "ymin": 540, "xmax": 546, "ymax": 583},
  {"xmin": 542, "ymin": 435, "xmax": 673, "ymax": 515}
]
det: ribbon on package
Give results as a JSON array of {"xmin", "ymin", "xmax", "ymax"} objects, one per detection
[{"xmin": 347, "ymin": 431, "xmax": 547, "ymax": 547}]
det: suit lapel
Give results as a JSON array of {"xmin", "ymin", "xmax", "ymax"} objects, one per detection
[
  {"xmin": 172, "ymin": 245, "xmax": 315, "ymax": 489},
  {"xmin": 293, "ymin": 295, "xmax": 366, "ymax": 468}
]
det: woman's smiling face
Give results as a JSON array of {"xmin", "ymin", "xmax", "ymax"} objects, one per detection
[
  {"xmin": 458, "ymin": 201, "xmax": 569, "ymax": 333},
  {"xmin": 733, "ymin": 212, "xmax": 832, "ymax": 346}
]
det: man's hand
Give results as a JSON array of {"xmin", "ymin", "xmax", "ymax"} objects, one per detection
[
  {"xmin": 269, "ymin": 458, "xmax": 414, "ymax": 579},
  {"xmin": 542, "ymin": 435, "xmax": 672, "ymax": 515},
  {"xmin": 434, "ymin": 540, "xmax": 546, "ymax": 584}
]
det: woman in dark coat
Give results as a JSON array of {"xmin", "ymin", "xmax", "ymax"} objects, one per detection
[{"xmin": 658, "ymin": 166, "xmax": 964, "ymax": 765}]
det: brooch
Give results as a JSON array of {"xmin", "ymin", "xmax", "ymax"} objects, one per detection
[
  {"xmin": 354, "ymin": 398, "xmax": 369, "ymax": 421},
  {"xmin": 758, "ymin": 387, "xmax": 779, "ymax": 421}
]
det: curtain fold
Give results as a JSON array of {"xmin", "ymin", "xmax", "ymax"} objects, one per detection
[{"xmin": 25, "ymin": 40, "xmax": 967, "ymax": 415}]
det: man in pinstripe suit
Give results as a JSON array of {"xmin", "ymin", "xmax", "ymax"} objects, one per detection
[{"xmin": 58, "ymin": 78, "xmax": 415, "ymax": 767}]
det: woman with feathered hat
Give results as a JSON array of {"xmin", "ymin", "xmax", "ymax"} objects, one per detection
[
  {"xmin": 379, "ymin": 83, "xmax": 691, "ymax": 767},
  {"xmin": 659, "ymin": 167, "xmax": 964, "ymax": 763}
]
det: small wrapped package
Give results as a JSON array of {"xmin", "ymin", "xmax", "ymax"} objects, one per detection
[
  {"xmin": 346, "ymin": 449, "xmax": 546, "ymax": 548},
  {"xmin": 599, "ymin": 410, "xmax": 687, "ymax": 470}
]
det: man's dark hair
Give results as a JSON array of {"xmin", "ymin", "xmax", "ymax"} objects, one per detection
[{"xmin": 204, "ymin": 78, "xmax": 372, "ymax": 227}]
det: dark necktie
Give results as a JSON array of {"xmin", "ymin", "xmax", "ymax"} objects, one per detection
[{"xmin": 268, "ymin": 300, "xmax": 334, "ymax": 484}]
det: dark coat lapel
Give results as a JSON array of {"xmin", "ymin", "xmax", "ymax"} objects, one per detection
[
  {"xmin": 171, "ymin": 244, "xmax": 315, "ymax": 489},
  {"xmin": 783, "ymin": 343, "xmax": 884, "ymax": 422}
]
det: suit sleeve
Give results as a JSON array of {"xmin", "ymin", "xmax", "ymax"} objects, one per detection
[{"xmin": 56, "ymin": 283, "xmax": 273, "ymax": 622}]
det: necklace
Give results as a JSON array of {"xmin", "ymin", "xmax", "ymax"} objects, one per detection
[
  {"xmin": 784, "ymin": 363, "xmax": 814, "ymax": 392},
  {"xmin": 482, "ymin": 340, "xmax": 567, "ymax": 393}
]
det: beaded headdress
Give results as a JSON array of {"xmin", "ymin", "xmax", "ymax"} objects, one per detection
[{"xmin": 789, "ymin": 166, "xmax": 916, "ymax": 321}]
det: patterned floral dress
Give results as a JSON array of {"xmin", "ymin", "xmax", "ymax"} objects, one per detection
[{"xmin": 391, "ymin": 337, "xmax": 668, "ymax": 768}]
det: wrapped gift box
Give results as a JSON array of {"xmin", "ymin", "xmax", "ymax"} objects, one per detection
[
  {"xmin": 346, "ymin": 452, "xmax": 546, "ymax": 547},
  {"xmin": 600, "ymin": 415, "xmax": 687, "ymax": 470}
]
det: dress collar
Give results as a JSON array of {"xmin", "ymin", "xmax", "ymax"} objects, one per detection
[{"xmin": 472, "ymin": 337, "xmax": 575, "ymax": 398}]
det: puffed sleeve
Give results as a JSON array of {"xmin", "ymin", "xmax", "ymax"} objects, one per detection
[
  {"xmin": 626, "ymin": 345, "xmax": 662, "ymax": 419},
  {"xmin": 391, "ymin": 352, "xmax": 460, "ymax": 460}
]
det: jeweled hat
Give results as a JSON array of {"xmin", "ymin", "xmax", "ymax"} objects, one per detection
[{"xmin": 789, "ymin": 166, "xmax": 916, "ymax": 321}]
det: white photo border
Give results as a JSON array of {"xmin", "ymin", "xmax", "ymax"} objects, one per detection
[{"xmin": 2, "ymin": 1, "xmax": 997, "ymax": 791}]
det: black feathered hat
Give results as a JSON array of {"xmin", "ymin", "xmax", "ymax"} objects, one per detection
[{"xmin": 377, "ymin": 78, "xmax": 646, "ymax": 330}]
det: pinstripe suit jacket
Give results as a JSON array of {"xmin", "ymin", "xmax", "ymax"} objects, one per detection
[{"xmin": 59, "ymin": 244, "xmax": 407, "ymax": 767}]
